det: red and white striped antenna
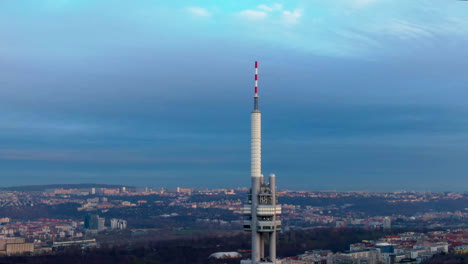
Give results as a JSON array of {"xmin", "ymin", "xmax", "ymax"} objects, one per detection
[
  {"xmin": 254, "ymin": 61, "xmax": 259, "ymax": 97},
  {"xmin": 253, "ymin": 61, "xmax": 259, "ymax": 110}
]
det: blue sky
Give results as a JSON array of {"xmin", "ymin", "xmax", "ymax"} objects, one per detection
[{"xmin": 1, "ymin": 0, "xmax": 468, "ymax": 191}]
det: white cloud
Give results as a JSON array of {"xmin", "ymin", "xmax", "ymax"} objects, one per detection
[
  {"xmin": 238, "ymin": 10, "xmax": 268, "ymax": 21},
  {"xmin": 351, "ymin": 0, "xmax": 379, "ymax": 8},
  {"xmin": 382, "ymin": 20, "xmax": 434, "ymax": 40},
  {"xmin": 281, "ymin": 9, "xmax": 303, "ymax": 25},
  {"xmin": 187, "ymin": 7, "xmax": 211, "ymax": 17},
  {"xmin": 236, "ymin": 4, "xmax": 302, "ymax": 25},
  {"xmin": 258, "ymin": 3, "xmax": 283, "ymax": 12}
]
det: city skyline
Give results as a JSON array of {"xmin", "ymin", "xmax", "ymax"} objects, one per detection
[{"xmin": 1, "ymin": 1, "xmax": 468, "ymax": 191}]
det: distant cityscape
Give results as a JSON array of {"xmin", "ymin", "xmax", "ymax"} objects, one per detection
[{"xmin": 0, "ymin": 184, "xmax": 466, "ymax": 262}]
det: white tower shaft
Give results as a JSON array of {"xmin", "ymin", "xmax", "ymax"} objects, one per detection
[{"xmin": 251, "ymin": 111, "xmax": 262, "ymax": 178}]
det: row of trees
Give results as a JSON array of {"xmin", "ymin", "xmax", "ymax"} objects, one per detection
[
  {"xmin": 0, "ymin": 228, "xmax": 391, "ymax": 264},
  {"xmin": 421, "ymin": 252, "xmax": 468, "ymax": 264}
]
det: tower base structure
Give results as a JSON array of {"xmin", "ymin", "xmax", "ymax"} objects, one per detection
[{"xmin": 242, "ymin": 174, "xmax": 281, "ymax": 264}]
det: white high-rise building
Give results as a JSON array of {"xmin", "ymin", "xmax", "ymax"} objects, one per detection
[
  {"xmin": 110, "ymin": 219, "xmax": 127, "ymax": 230},
  {"xmin": 383, "ymin": 217, "xmax": 391, "ymax": 230}
]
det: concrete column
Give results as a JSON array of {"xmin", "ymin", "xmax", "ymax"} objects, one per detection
[
  {"xmin": 260, "ymin": 233, "xmax": 264, "ymax": 259},
  {"xmin": 251, "ymin": 176, "xmax": 260, "ymax": 263},
  {"xmin": 269, "ymin": 174, "xmax": 277, "ymax": 263}
]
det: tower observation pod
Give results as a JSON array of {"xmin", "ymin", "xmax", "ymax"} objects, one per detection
[{"xmin": 241, "ymin": 61, "xmax": 282, "ymax": 264}]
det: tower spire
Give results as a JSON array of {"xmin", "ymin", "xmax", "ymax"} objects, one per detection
[{"xmin": 254, "ymin": 61, "xmax": 259, "ymax": 110}]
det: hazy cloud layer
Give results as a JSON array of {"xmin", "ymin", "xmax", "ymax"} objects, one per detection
[{"xmin": 0, "ymin": 0, "xmax": 467, "ymax": 190}]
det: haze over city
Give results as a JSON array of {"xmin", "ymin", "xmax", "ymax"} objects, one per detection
[{"xmin": 1, "ymin": 0, "xmax": 468, "ymax": 191}]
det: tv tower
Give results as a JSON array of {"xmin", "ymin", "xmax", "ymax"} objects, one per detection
[{"xmin": 241, "ymin": 61, "xmax": 282, "ymax": 264}]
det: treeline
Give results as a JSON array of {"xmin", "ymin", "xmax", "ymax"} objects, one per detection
[
  {"xmin": 0, "ymin": 228, "xmax": 390, "ymax": 264},
  {"xmin": 422, "ymin": 253, "xmax": 468, "ymax": 264},
  {"xmin": 278, "ymin": 227, "xmax": 386, "ymax": 256}
]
